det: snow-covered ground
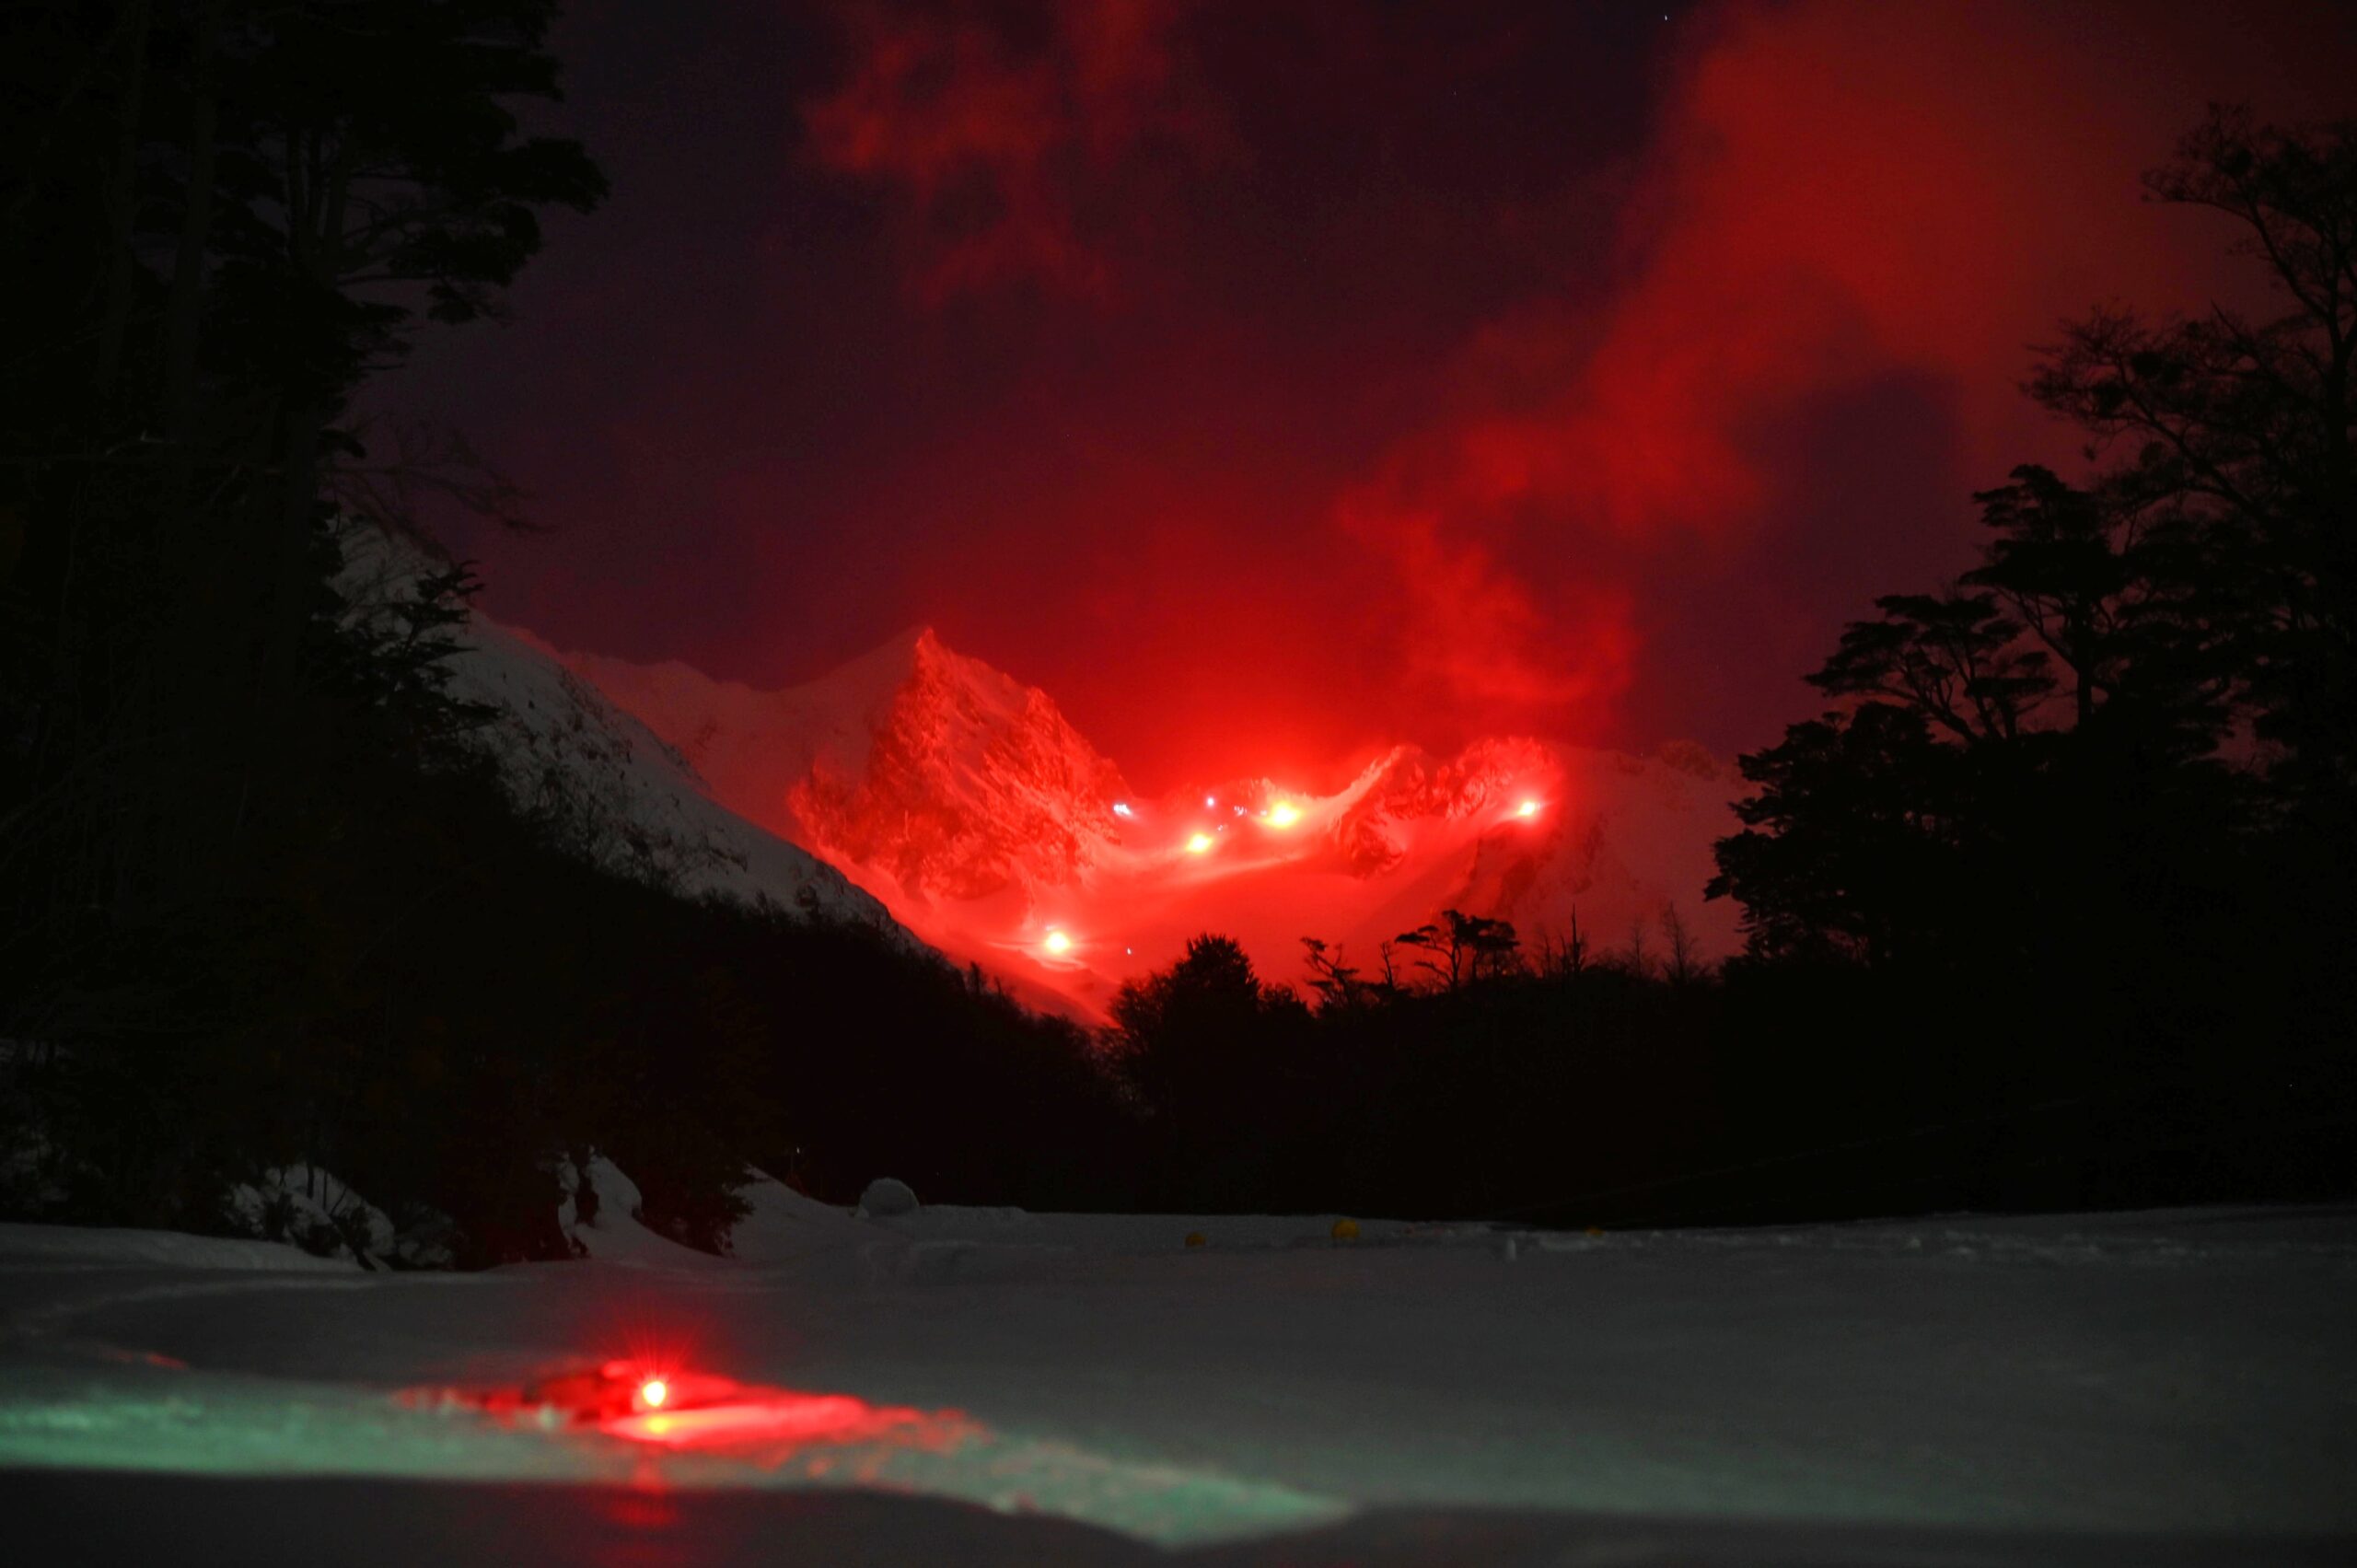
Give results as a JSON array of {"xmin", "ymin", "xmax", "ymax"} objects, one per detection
[{"xmin": 4, "ymin": 1200, "xmax": 2352, "ymax": 1564}]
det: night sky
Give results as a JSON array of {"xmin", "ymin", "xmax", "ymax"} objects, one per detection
[{"xmin": 384, "ymin": 0, "xmax": 2356, "ymax": 791}]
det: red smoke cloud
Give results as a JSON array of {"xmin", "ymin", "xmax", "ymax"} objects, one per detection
[
  {"xmin": 804, "ymin": 0, "xmax": 1217, "ymax": 301},
  {"xmin": 1313, "ymin": 0, "xmax": 2353, "ymax": 744},
  {"xmin": 1335, "ymin": 481, "xmax": 1641, "ymax": 715},
  {"xmin": 409, "ymin": 2, "xmax": 2357, "ymax": 796}
]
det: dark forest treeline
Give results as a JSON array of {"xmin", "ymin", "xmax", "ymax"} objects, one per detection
[
  {"xmin": 1106, "ymin": 904, "xmax": 2351, "ymax": 1225},
  {"xmin": 0, "ymin": 2, "xmax": 1132, "ymax": 1262}
]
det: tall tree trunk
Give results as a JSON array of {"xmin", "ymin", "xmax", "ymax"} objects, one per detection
[
  {"xmin": 255, "ymin": 141, "xmax": 352, "ymax": 711},
  {"xmin": 161, "ymin": 0, "xmax": 221, "ymax": 451},
  {"xmin": 141, "ymin": 0, "xmax": 226, "ymax": 914},
  {"xmin": 93, "ymin": 0, "xmax": 153, "ymax": 402}
]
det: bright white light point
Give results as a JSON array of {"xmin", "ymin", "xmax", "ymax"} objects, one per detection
[
  {"xmin": 1043, "ymin": 930, "xmax": 1073, "ymax": 955},
  {"xmin": 1186, "ymin": 833, "xmax": 1213, "ymax": 854},
  {"xmin": 1205, "ymin": 795, "xmax": 1216, "ymax": 807},
  {"xmin": 1267, "ymin": 802, "xmax": 1300, "ymax": 828},
  {"xmin": 640, "ymin": 1378, "xmax": 668, "ymax": 1410},
  {"xmin": 1112, "ymin": 802, "xmax": 1133, "ymax": 819},
  {"xmin": 1517, "ymin": 799, "xmax": 1540, "ymax": 818}
]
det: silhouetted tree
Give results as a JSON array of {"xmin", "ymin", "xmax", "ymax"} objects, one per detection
[
  {"xmin": 1299, "ymin": 936, "xmax": 1367, "ymax": 1013},
  {"xmin": 2031, "ymin": 105, "xmax": 2356, "ymax": 822},
  {"xmin": 1811, "ymin": 590, "xmax": 2049, "ymax": 747},
  {"xmin": 1112, "ymin": 934, "xmax": 1270, "ymax": 1122},
  {"xmin": 1535, "ymin": 908, "xmax": 1589, "ymax": 980},
  {"xmin": 1394, "ymin": 910, "xmax": 1520, "ymax": 990},
  {"xmin": 1660, "ymin": 904, "xmax": 1701, "ymax": 987},
  {"xmin": 1709, "ymin": 703, "xmax": 1970, "ymax": 965}
]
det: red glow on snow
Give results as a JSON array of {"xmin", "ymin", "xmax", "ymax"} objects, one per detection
[
  {"xmin": 609, "ymin": 1391, "xmax": 932, "ymax": 1448},
  {"xmin": 552, "ymin": 625, "xmax": 1756, "ymax": 1023},
  {"xmin": 412, "ymin": 1359, "xmax": 967, "ymax": 1457}
]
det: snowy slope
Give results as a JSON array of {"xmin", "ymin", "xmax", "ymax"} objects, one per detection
[
  {"xmin": 332, "ymin": 525, "xmax": 902, "ymax": 934},
  {"xmin": 563, "ymin": 626, "xmax": 1132, "ymax": 903},
  {"xmin": 3, "ymin": 1205, "xmax": 2352, "ymax": 1562},
  {"xmin": 546, "ymin": 626, "xmax": 1741, "ymax": 1014}
]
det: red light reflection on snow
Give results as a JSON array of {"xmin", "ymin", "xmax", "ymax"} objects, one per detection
[
  {"xmin": 409, "ymin": 1358, "xmax": 967, "ymax": 1458},
  {"xmin": 608, "ymin": 1391, "xmax": 921, "ymax": 1447},
  {"xmin": 595, "ymin": 1486, "xmax": 680, "ymax": 1533}
]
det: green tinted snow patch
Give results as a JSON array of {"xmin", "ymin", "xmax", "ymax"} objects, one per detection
[
  {"xmin": 0, "ymin": 1364, "xmax": 1348, "ymax": 1548},
  {"xmin": 0, "ymin": 1364, "xmax": 619, "ymax": 1486}
]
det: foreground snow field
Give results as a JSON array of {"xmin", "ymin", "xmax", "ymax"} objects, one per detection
[{"xmin": 3, "ymin": 1198, "xmax": 2352, "ymax": 1565}]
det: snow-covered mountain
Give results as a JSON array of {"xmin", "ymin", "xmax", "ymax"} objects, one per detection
[
  {"xmin": 563, "ymin": 627, "xmax": 1130, "ymax": 906},
  {"xmin": 548, "ymin": 626, "xmax": 1744, "ymax": 1016},
  {"xmin": 332, "ymin": 526, "xmax": 902, "ymax": 935}
]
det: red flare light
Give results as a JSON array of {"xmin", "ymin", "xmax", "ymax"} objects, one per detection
[
  {"xmin": 1042, "ymin": 929, "xmax": 1073, "ymax": 955},
  {"xmin": 1266, "ymin": 802, "xmax": 1300, "ymax": 829},
  {"xmin": 1185, "ymin": 832, "xmax": 1214, "ymax": 854},
  {"xmin": 1516, "ymin": 799, "xmax": 1540, "ymax": 818},
  {"xmin": 407, "ymin": 1359, "xmax": 963, "ymax": 1454}
]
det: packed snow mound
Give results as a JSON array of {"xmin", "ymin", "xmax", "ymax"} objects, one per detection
[
  {"xmin": 726, "ymin": 1168, "xmax": 871, "ymax": 1263},
  {"xmin": 854, "ymin": 1177, "xmax": 920, "ymax": 1218},
  {"xmin": 557, "ymin": 1155, "xmax": 726, "ymax": 1269},
  {"xmin": 541, "ymin": 626, "xmax": 1743, "ymax": 1016},
  {"xmin": 226, "ymin": 1165, "xmax": 401, "ymax": 1269},
  {"xmin": 331, "ymin": 524, "xmax": 905, "ymax": 935}
]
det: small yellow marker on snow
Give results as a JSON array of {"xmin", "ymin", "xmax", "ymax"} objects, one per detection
[
  {"xmin": 1585, "ymin": 1225, "xmax": 1605, "ymax": 1237},
  {"xmin": 1184, "ymin": 1231, "xmax": 1207, "ymax": 1249},
  {"xmin": 1330, "ymin": 1217, "xmax": 1360, "ymax": 1242}
]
